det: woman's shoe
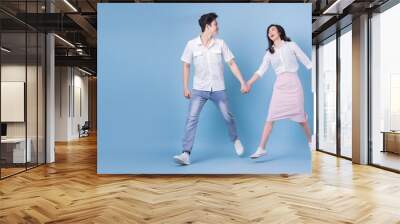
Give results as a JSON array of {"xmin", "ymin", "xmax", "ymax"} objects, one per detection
[{"xmin": 250, "ymin": 147, "xmax": 267, "ymax": 159}]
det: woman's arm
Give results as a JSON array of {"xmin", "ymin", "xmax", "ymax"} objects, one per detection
[
  {"xmin": 247, "ymin": 73, "xmax": 260, "ymax": 88},
  {"xmin": 247, "ymin": 52, "xmax": 270, "ymax": 89},
  {"xmin": 290, "ymin": 42, "xmax": 312, "ymax": 70}
]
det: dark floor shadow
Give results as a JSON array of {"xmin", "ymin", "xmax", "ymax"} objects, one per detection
[
  {"xmin": 191, "ymin": 153, "xmax": 232, "ymax": 164},
  {"xmin": 187, "ymin": 146, "xmax": 235, "ymax": 164},
  {"xmin": 251, "ymin": 154, "xmax": 288, "ymax": 163}
]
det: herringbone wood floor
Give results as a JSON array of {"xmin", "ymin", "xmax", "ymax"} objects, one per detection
[{"xmin": 1, "ymin": 134, "xmax": 400, "ymax": 224}]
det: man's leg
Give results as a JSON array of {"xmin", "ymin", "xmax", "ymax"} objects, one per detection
[
  {"xmin": 210, "ymin": 90, "xmax": 238, "ymax": 142},
  {"xmin": 182, "ymin": 90, "xmax": 208, "ymax": 154},
  {"xmin": 210, "ymin": 91, "xmax": 243, "ymax": 156}
]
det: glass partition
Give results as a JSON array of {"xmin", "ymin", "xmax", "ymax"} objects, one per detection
[
  {"xmin": 317, "ymin": 35, "xmax": 337, "ymax": 155},
  {"xmin": 0, "ymin": 1, "xmax": 46, "ymax": 179}
]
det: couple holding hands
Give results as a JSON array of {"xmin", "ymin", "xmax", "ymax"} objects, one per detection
[{"xmin": 174, "ymin": 12, "xmax": 312, "ymax": 165}]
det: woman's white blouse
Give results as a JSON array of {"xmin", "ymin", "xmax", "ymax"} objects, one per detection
[{"xmin": 255, "ymin": 41, "xmax": 312, "ymax": 77}]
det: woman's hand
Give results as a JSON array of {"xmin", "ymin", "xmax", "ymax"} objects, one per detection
[{"xmin": 246, "ymin": 81, "xmax": 252, "ymax": 92}]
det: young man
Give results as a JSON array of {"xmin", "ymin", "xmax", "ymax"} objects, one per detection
[{"xmin": 173, "ymin": 12, "xmax": 249, "ymax": 165}]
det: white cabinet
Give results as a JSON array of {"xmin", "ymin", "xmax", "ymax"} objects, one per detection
[{"xmin": 1, "ymin": 138, "xmax": 32, "ymax": 163}]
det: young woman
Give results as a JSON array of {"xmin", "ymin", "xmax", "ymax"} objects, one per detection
[{"xmin": 247, "ymin": 24, "xmax": 313, "ymax": 159}]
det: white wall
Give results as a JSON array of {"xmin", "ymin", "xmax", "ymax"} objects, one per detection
[
  {"xmin": 71, "ymin": 72, "xmax": 89, "ymax": 138},
  {"xmin": 1, "ymin": 65, "xmax": 26, "ymax": 134},
  {"xmin": 1, "ymin": 64, "xmax": 41, "ymax": 138},
  {"xmin": 55, "ymin": 66, "xmax": 69, "ymax": 141},
  {"xmin": 55, "ymin": 67, "xmax": 89, "ymax": 141}
]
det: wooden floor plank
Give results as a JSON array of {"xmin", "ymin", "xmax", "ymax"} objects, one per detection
[{"xmin": 0, "ymin": 134, "xmax": 400, "ymax": 223}]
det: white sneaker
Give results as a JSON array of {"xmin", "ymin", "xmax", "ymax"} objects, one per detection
[
  {"xmin": 250, "ymin": 147, "xmax": 267, "ymax": 159},
  {"xmin": 173, "ymin": 152, "xmax": 190, "ymax": 165},
  {"xmin": 234, "ymin": 139, "xmax": 244, "ymax": 156}
]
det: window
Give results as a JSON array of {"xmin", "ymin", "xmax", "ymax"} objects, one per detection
[
  {"xmin": 370, "ymin": 3, "xmax": 400, "ymax": 171},
  {"xmin": 339, "ymin": 27, "xmax": 352, "ymax": 158},
  {"xmin": 317, "ymin": 36, "xmax": 337, "ymax": 154}
]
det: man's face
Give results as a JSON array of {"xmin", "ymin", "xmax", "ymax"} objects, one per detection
[{"xmin": 207, "ymin": 20, "xmax": 219, "ymax": 36}]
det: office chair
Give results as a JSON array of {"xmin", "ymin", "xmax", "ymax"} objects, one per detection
[{"xmin": 79, "ymin": 121, "xmax": 90, "ymax": 138}]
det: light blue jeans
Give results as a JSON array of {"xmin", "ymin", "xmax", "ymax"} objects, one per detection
[{"xmin": 182, "ymin": 89, "xmax": 238, "ymax": 153}]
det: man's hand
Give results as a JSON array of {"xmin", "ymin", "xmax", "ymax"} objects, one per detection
[
  {"xmin": 184, "ymin": 88, "xmax": 191, "ymax": 99},
  {"xmin": 240, "ymin": 83, "xmax": 250, "ymax": 94}
]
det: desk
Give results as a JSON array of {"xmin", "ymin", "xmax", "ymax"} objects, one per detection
[
  {"xmin": 1, "ymin": 138, "xmax": 32, "ymax": 163},
  {"xmin": 381, "ymin": 131, "xmax": 400, "ymax": 154}
]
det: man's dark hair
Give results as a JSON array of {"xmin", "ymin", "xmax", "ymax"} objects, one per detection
[{"xmin": 198, "ymin": 13, "xmax": 218, "ymax": 32}]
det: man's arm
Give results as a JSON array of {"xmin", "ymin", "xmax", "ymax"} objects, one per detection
[
  {"xmin": 183, "ymin": 62, "xmax": 191, "ymax": 99},
  {"xmin": 227, "ymin": 59, "xmax": 249, "ymax": 93}
]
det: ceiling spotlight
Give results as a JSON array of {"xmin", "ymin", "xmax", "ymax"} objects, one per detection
[
  {"xmin": 63, "ymin": 0, "xmax": 78, "ymax": 12},
  {"xmin": 322, "ymin": 0, "xmax": 354, "ymax": 15},
  {"xmin": 78, "ymin": 67, "xmax": 93, "ymax": 76},
  {"xmin": 1, "ymin": 47, "xmax": 11, "ymax": 53},
  {"xmin": 54, "ymin": 34, "xmax": 75, "ymax": 48}
]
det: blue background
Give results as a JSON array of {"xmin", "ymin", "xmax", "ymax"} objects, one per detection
[{"xmin": 98, "ymin": 3, "xmax": 312, "ymax": 174}]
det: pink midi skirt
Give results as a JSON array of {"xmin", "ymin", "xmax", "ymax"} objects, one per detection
[{"xmin": 266, "ymin": 72, "xmax": 307, "ymax": 122}]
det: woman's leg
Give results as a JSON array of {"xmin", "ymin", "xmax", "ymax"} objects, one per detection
[
  {"xmin": 259, "ymin": 121, "xmax": 274, "ymax": 149},
  {"xmin": 299, "ymin": 121, "xmax": 312, "ymax": 143}
]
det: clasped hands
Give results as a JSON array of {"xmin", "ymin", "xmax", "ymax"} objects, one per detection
[
  {"xmin": 183, "ymin": 81, "xmax": 252, "ymax": 99},
  {"xmin": 240, "ymin": 82, "xmax": 251, "ymax": 94}
]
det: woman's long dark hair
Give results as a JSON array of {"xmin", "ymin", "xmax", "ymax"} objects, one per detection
[{"xmin": 266, "ymin": 24, "xmax": 291, "ymax": 54}]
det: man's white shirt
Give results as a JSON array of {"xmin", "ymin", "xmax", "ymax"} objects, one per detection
[{"xmin": 181, "ymin": 36, "xmax": 234, "ymax": 91}]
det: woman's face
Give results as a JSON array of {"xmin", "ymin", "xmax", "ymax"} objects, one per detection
[{"xmin": 268, "ymin": 26, "xmax": 280, "ymax": 42}]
